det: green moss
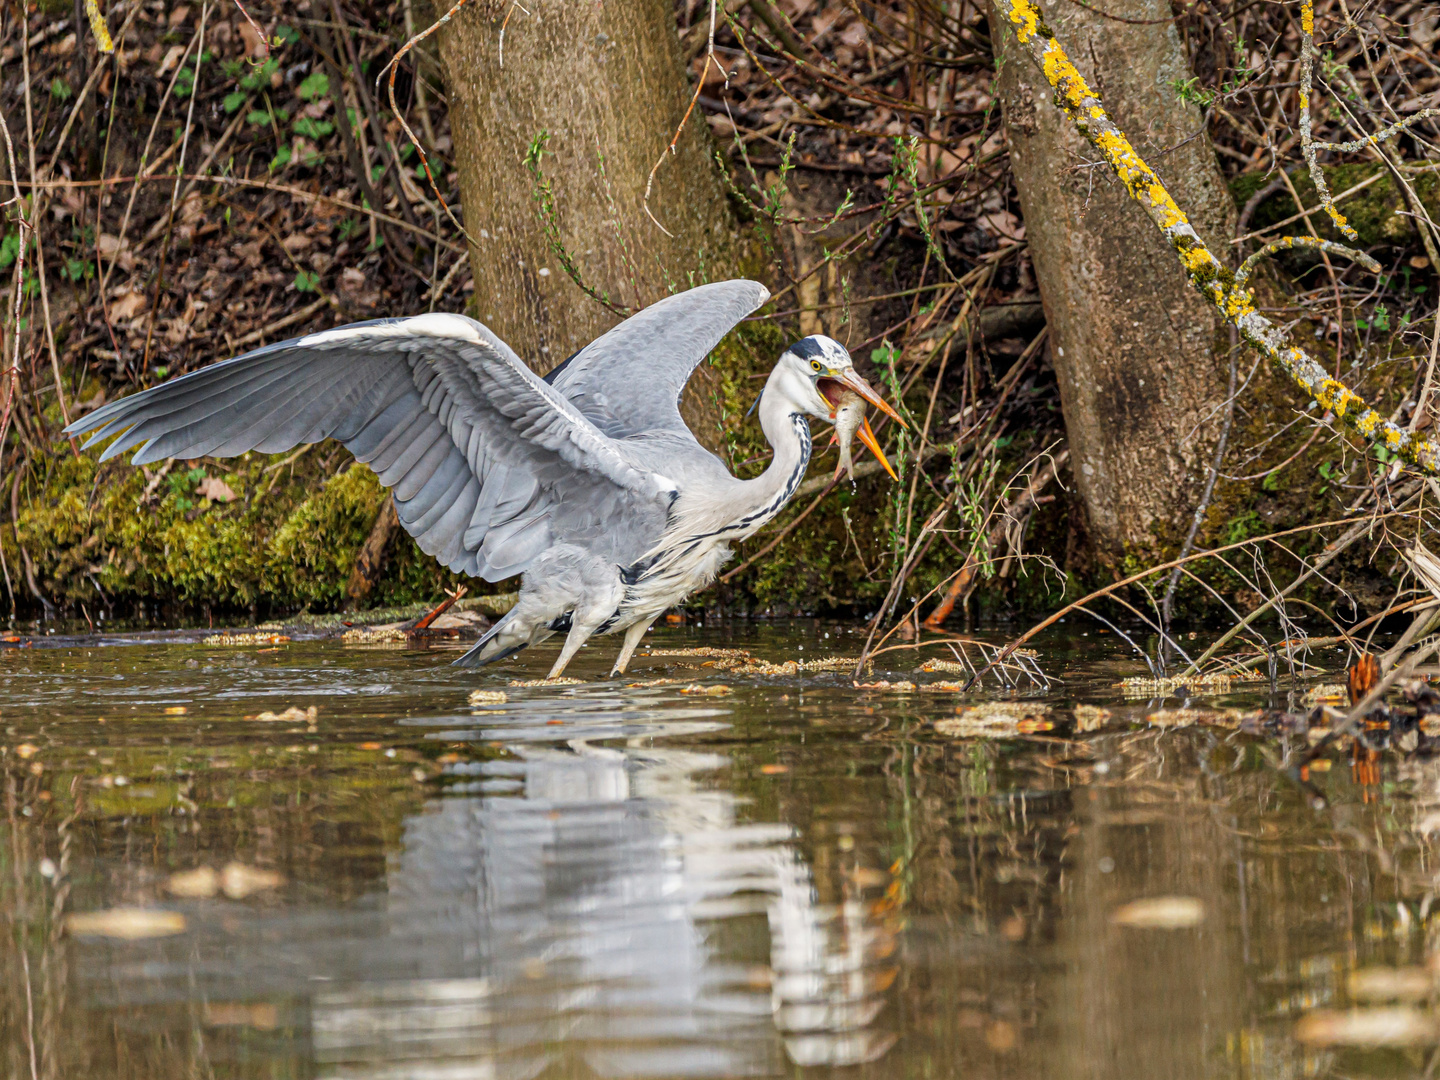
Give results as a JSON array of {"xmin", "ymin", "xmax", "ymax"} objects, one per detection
[
  {"xmin": 8, "ymin": 441, "xmax": 375, "ymax": 615},
  {"xmin": 268, "ymin": 464, "xmax": 387, "ymax": 607},
  {"xmin": 1230, "ymin": 164, "xmax": 1440, "ymax": 250}
]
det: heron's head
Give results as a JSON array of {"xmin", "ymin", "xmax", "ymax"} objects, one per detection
[{"xmin": 775, "ymin": 335, "xmax": 905, "ymax": 427}]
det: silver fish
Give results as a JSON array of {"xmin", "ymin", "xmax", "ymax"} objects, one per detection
[{"xmin": 830, "ymin": 390, "xmax": 896, "ymax": 481}]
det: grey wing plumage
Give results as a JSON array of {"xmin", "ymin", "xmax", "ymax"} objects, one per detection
[
  {"xmin": 545, "ymin": 280, "xmax": 769, "ymax": 438},
  {"xmin": 64, "ymin": 313, "xmax": 676, "ymax": 581}
]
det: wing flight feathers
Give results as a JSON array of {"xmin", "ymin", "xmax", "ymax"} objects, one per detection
[
  {"xmin": 546, "ymin": 280, "xmax": 769, "ymax": 438},
  {"xmin": 63, "ymin": 311, "xmax": 673, "ymax": 579}
]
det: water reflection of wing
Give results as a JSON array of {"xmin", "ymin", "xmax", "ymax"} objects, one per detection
[{"xmin": 312, "ymin": 728, "xmax": 896, "ymax": 1078}]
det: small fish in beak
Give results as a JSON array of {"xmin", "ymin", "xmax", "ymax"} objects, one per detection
[{"xmin": 830, "ymin": 390, "xmax": 898, "ymax": 481}]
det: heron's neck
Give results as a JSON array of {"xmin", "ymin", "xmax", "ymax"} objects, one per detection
[{"xmin": 733, "ymin": 378, "xmax": 812, "ymax": 536}]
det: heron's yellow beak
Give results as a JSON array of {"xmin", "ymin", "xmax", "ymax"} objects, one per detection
[
  {"xmin": 855, "ymin": 415, "xmax": 898, "ymax": 480},
  {"xmin": 836, "ymin": 368, "xmax": 906, "ymax": 428}
]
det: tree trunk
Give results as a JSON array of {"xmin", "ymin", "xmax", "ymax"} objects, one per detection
[
  {"xmin": 988, "ymin": 0, "xmax": 1236, "ymax": 559},
  {"xmin": 438, "ymin": 0, "xmax": 740, "ymax": 439}
]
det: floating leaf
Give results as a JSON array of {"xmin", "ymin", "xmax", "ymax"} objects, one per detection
[
  {"xmin": 1295, "ymin": 1007, "xmax": 1440, "ymax": 1047},
  {"xmin": 67, "ymin": 908, "xmax": 187, "ymax": 939},
  {"xmin": 167, "ymin": 866, "xmax": 220, "ymax": 898},
  {"xmin": 1109, "ymin": 896, "xmax": 1206, "ymax": 929},
  {"xmin": 251, "ymin": 706, "xmax": 316, "ymax": 723},
  {"xmin": 220, "ymin": 862, "xmax": 284, "ymax": 899},
  {"xmin": 1348, "ymin": 967, "xmax": 1435, "ymax": 1002}
]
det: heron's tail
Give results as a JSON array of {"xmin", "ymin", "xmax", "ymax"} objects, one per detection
[{"xmin": 453, "ymin": 610, "xmax": 528, "ymax": 668}]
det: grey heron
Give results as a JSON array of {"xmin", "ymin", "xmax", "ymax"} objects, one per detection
[{"xmin": 65, "ymin": 280, "xmax": 901, "ymax": 678}]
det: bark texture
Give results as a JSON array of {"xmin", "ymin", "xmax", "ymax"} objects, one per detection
[
  {"xmin": 438, "ymin": 0, "xmax": 740, "ymax": 440},
  {"xmin": 988, "ymin": 0, "xmax": 1236, "ymax": 557}
]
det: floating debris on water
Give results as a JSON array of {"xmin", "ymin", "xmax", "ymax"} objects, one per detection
[
  {"xmin": 1348, "ymin": 967, "xmax": 1435, "ymax": 1002},
  {"xmin": 67, "ymin": 908, "xmax": 187, "ymax": 939},
  {"xmin": 219, "ymin": 862, "xmax": 285, "ymax": 899},
  {"xmin": 678, "ymin": 684, "xmax": 732, "ymax": 695},
  {"xmin": 1144, "ymin": 707, "xmax": 1260, "ymax": 729},
  {"xmin": 646, "ymin": 647, "xmax": 754, "ymax": 659},
  {"xmin": 203, "ymin": 1002, "xmax": 280, "ymax": 1030},
  {"xmin": 1074, "ymin": 705, "xmax": 1111, "ymax": 732},
  {"xmin": 934, "ymin": 702, "xmax": 1051, "ymax": 738},
  {"xmin": 167, "ymin": 862, "xmax": 284, "ymax": 900},
  {"xmin": 919, "ymin": 658, "xmax": 971, "ymax": 674},
  {"xmin": 920, "ymin": 681, "xmax": 969, "ymax": 692},
  {"xmin": 1118, "ymin": 673, "xmax": 1254, "ymax": 697},
  {"xmin": 341, "ymin": 626, "xmax": 408, "ymax": 644},
  {"xmin": 467, "ymin": 689, "xmax": 509, "ymax": 706},
  {"xmin": 508, "ymin": 677, "xmax": 584, "ymax": 688},
  {"xmin": 730, "ymin": 656, "xmax": 861, "ymax": 676},
  {"xmin": 250, "ymin": 706, "xmax": 318, "ymax": 723},
  {"xmin": 202, "ymin": 632, "xmax": 291, "ymax": 646},
  {"xmin": 1304, "ymin": 683, "xmax": 1350, "ymax": 707},
  {"xmin": 166, "ymin": 867, "xmax": 220, "ymax": 898},
  {"xmin": 623, "ymin": 678, "xmax": 682, "ymax": 688},
  {"xmin": 854, "ymin": 679, "xmax": 917, "ymax": 692},
  {"xmin": 1109, "ymin": 896, "xmax": 1206, "ymax": 929},
  {"xmin": 1295, "ymin": 1007, "xmax": 1440, "ymax": 1047}
]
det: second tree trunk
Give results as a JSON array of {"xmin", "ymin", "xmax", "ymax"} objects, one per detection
[{"xmin": 989, "ymin": 0, "xmax": 1236, "ymax": 560}]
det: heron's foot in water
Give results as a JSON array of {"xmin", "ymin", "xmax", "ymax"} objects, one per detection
[{"xmin": 609, "ymin": 620, "xmax": 652, "ymax": 677}]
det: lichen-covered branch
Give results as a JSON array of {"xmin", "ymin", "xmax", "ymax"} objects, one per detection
[
  {"xmin": 1297, "ymin": 0, "xmax": 1356, "ymax": 240},
  {"xmin": 1000, "ymin": 0, "xmax": 1440, "ymax": 476},
  {"xmin": 1234, "ymin": 236, "xmax": 1378, "ymax": 290}
]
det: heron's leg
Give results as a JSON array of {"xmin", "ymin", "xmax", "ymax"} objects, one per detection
[
  {"xmin": 547, "ymin": 620, "xmax": 599, "ymax": 680},
  {"xmin": 609, "ymin": 619, "xmax": 652, "ymax": 677}
]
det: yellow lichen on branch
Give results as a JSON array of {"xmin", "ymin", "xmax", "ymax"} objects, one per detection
[
  {"xmin": 85, "ymin": 0, "xmax": 114, "ymax": 53},
  {"xmin": 1001, "ymin": 0, "xmax": 1440, "ymax": 476}
]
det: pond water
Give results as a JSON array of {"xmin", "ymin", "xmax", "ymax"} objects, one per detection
[{"xmin": 1, "ymin": 622, "xmax": 1435, "ymax": 1079}]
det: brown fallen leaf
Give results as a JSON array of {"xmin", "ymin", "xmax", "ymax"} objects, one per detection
[
  {"xmin": 195, "ymin": 476, "xmax": 238, "ymax": 503},
  {"xmin": 109, "ymin": 289, "xmax": 147, "ymax": 320},
  {"xmin": 1295, "ymin": 1007, "xmax": 1440, "ymax": 1047},
  {"xmin": 679, "ymin": 683, "xmax": 732, "ymax": 695},
  {"xmin": 1109, "ymin": 896, "xmax": 1206, "ymax": 929},
  {"xmin": 67, "ymin": 908, "xmax": 187, "ymax": 939}
]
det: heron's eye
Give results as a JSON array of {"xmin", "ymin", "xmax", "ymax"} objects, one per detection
[{"xmin": 810, "ymin": 359, "xmax": 823, "ymax": 373}]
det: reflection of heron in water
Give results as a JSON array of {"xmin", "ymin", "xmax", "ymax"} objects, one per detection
[{"xmin": 312, "ymin": 707, "xmax": 898, "ymax": 1078}]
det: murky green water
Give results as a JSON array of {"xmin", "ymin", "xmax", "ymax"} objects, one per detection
[{"xmin": 1, "ymin": 623, "xmax": 1435, "ymax": 1079}]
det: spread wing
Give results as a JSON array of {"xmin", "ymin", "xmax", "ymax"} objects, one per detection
[
  {"xmin": 64, "ymin": 314, "xmax": 676, "ymax": 581},
  {"xmin": 544, "ymin": 280, "xmax": 769, "ymax": 438}
]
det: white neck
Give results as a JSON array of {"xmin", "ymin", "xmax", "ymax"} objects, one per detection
[{"xmin": 729, "ymin": 369, "xmax": 814, "ymax": 538}]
